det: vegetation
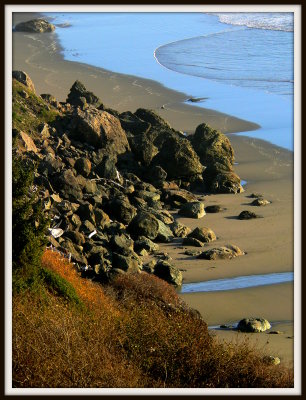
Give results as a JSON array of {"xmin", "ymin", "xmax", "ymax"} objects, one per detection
[{"xmin": 12, "ymin": 250, "xmax": 293, "ymax": 388}]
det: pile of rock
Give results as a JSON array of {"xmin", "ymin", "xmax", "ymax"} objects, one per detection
[{"xmin": 12, "ymin": 71, "xmax": 245, "ymax": 287}]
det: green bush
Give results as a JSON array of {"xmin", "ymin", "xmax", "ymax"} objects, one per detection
[{"xmin": 12, "ymin": 155, "xmax": 49, "ymax": 292}]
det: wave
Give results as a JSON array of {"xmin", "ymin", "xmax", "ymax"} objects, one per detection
[{"xmin": 211, "ymin": 12, "xmax": 293, "ymax": 32}]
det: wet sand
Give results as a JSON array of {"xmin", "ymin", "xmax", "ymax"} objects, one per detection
[{"xmin": 11, "ymin": 13, "xmax": 295, "ymax": 366}]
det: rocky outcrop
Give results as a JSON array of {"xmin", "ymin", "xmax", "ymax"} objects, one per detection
[
  {"xmin": 14, "ymin": 19, "xmax": 55, "ymax": 33},
  {"xmin": 69, "ymin": 107, "xmax": 130, "ymax": 154},
  {"xmin": 66, "ymin": 80, "xmax": 101, "ymax": 108},
  {"xmin": 237, "ymin": 318, "xmax": 271, "ymax": 333},
  {"xmin": 13, "ymin": 71, "xmax": 36, "ymax": 93}
]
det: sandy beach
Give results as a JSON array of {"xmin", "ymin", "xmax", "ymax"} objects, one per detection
[{"xmin": 12, "ymin": 13, "xmax": 294, "ymax": 366}]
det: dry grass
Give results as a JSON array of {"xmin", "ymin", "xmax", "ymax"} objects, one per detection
[{"xmin": 12, "ymin": 250, "xmax": 294, "ymax": 388}]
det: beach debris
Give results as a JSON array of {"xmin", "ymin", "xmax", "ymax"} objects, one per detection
[
  {"xmin": 197, "ymin": 244, "xmax": 244, "ymax": 260},
  {"xmin": 263, "ymin": 356, "xmax": 281, "ymax": 366},
  {"xmin": 187, "ymin": 226, "xmax": 216, "ymax": 243},
  {"xmin": 14, "ymin": 19, "xmax": 55, "ymax": 33},
  {"xmin": 48, "ymin": 227, "xmax": 64, "ymax": 239},
  {"xmin": 251, "ymin": 198, "xmax": 271, "ymax": 206},
  {"xmin": 237, "ymin": 317, "xmax": 271, "ymax": 333},
  {"xmin": 238, "ymin": 210, "xmax": 260, "ymax": 220},
  {"xmin": 88, "ymin": 230, "xmax": 97, "ymax": 239},
  {"xmin": 178, "ymin": 201, "xmax": 206, "ymax": 219}
]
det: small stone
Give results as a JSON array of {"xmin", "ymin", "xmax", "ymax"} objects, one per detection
[
  {"xmin": 251, "ymin": 198, "xmax": 270, "ymax": 206},
  {"xmin": 238, "ymin": 210, "xmax": 259, "ymax": 220},
  {"xmin": 263, "ymin": 356, "xmax": 281, "ymax": 365}
]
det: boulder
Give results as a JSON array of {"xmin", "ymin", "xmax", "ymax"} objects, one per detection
[
  {"xmin": 112, "ymin": 252, "xmax": 141, "ymax": 273},
  {"xmin": 238, "ymin": 210, "xmax": 260, "ymax": 220},
  {"xmin": 76, "ymin": 202, "xmax": 96, "ymax": 225},
  {"xmin": 129, "ymin": 133, "xmax": 159, "ymax": 166},
  {"xmin": 263, "ymin": 356, "xmax": 281, "ymax": 365},
  {"xmin": 134, "ymin": 108, "xmax": 171, "ymax": 129},
  {"xmin": 128, "ymin": 211, "xmax": 159, "ymax": 240},
  {"xmin": 54, "ymin": 169, "xmax": 83, "ymax": 201},
  {"xmin": 197, "ymin": 244, "xmax": 244, "ymax": 260},
  {"xmin": 95, "ymin": 154, "xmax": 118, "ymax": 180},
  {"xmin": 109, "ymin": 234, "xmax": 134, "ymax": 256},
  {"xmin": 74, "ymin": 157, "xmax": 92, "ymax": 177},
  {"xmin": 40, "ymin": 94, "xmax": 59, "ymax": 108},
  {"xmin": 134, "ymin": 236, "xmax": 159, "ymax": 253},
  {"xmin": 178, "ymin": 201, "xmax": 206, "ymax": 219},
  {"xmin": 187, "ymin": 227, "xmax": 216, "ymax": 243},
  {"xmin": 189, "ymin": 123, "xmax": 234, "ymax": 171},
  {"xmin": 205, "ymin": 205, "xmax": 223, "ymax": 213},
  {"xmin": 251, "ymin": 198, "xmax": 271, "ymax": 206},
  {"xmin": 66, "ymin": 80, "xmax": 101, "ymax": 108},
  {"xmin": 104, "ymin": 197, "xmax": 137, "ymax": 225},
  {"xmin": 146, "ymin": 165, "xmax": 167, "ymax": 184},
  {"xmin": 237, "ymin": 318, "xmax": 271, "ymax": 333},
  {"xmin": 14, "ymin": 19, "xmax": 55, "ymax": 33},
  {"xmin": 170, "ymin": 221, "xmax": 191, "ymax": 238},
  {"xmin": 94, "ymin": 208, "xmax": 111, "ymax": 227},
  {"xmin": 69, "ymin": 107, "xmax": 130, "ymax": 154},
  {"xmin": 182, "ymin": 237, "xmax": 204, "ymax": 247},
  {"xmin": 152, "ymin": 135, "xmax": 204, "ymax": 180},
  {"xmin": 119, "ymin": 111, "xmax": 151, "ymax": 135},
  {"xmin": 163, "ymin": 189, "xmax": 197, "ymax": 207},
  {"xmin": 64, "ymin": 231, "xmax": 86, "ymax": 246},
  {"xmin": 156, "ymin": 219, "xmax": 174, "ymax": 243},
  {"xmin": 17, "ymin": 130, "xmax": 38, "ymax": 153},
  {"xmin": 154, "ymin": 260, "xmax": 183, "ymax": 287},
  {"xmin": 207, "ymin": 170, "xmax": 244, "ymax": 194}
]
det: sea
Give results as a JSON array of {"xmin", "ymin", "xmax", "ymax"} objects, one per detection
[{"xmin": 44, "ymin": 12, "xmax": 294, "ymax": 150}]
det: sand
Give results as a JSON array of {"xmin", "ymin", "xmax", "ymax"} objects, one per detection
[{"xmin": 11, "ymin": 13, "xmax": 295, "ymax": 366}]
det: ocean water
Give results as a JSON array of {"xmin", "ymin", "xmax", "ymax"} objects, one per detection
[{"xmin": 44, "ymin": 12, "xmax": 294, "ymax": 150}]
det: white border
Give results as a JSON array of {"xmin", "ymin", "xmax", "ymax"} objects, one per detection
[{"xmin": 5, "ymin": 4, "xmax": 302, "ymax": 396}]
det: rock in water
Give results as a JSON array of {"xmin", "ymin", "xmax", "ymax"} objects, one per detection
[
  {"xmin": 178, "ymin": 201, "xmax": 206, "ymax": 219},
  {"xmin": 14, "ymin": 19, "xmax": 55, "ymax": 33},
  {"xmin": 237, "ymin": 318, "xmax": 271, "ymax": 333},
  {"xmin": 12, "ymin": 71, "xmax": 36, "ymax": 93}
]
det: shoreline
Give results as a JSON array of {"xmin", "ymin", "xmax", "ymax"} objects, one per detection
[{"xmin": 11, "ymin": 13, "xmax": 294, "ymax": 365}]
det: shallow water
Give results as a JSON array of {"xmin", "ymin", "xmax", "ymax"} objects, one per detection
[
  {"xmin": 44, "ymin": 12, "xmax": 294, "ymax": 150},
  {"xmin": 180, "ymin": 272, "xmax": 293, "ymax": 294}
]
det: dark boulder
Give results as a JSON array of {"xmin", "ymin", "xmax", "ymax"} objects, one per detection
[
  {"xmin": 237, "ymin": 318, "xmax": 271, "ymax": 333},
  {"xmin": 128, "ymin": 211, "xmax": 159, "ymax": 240},
  {"xmin": 178, "ymin": 201, "xmax": 206, "ymax": 219},
  {"xmin": 74, "ymin": 157, "xmax": 92, "ymax": 177},
  {"xmin": 66, "ymin": 80, "xmax": 101, "ymax": 108},
  {"xmin": 238, "ymin": 210, "xmax": 260, "ymax": 220},
  {"xmin": 154, "ymin": 260, "xmax": 183, "ymax": 287},
  {"xmin": 119, "ymin": 111, "xmax": 151, "ymax": 135},
  {"xmin": 104, "ymin": 197, "xmax": 137, "ymax": 225},
  {"xmin": 134, "ymin": 108, "xmax": 171, "ymax": 129}
]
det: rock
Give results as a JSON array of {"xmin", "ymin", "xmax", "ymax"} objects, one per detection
[
  {"xmin": 190, "ymin": 123, "xmax": 234, "ymax": 171},
  {"xmin": 66, "ymin": 80, "xmax": 101, "ymax": 108},
  {"xmin": 129, "ymin": 133, "xmax": 159, "ymax": 166},
  {"xmin": 54, "ymin": 169, "xmax": 83, "ymax": 201},
  {"xmin": 14, "ymin": 18, "xmax": 55, "ymax": 33},
  {"xmin": 154, "ymin": 260, "xmax": 183, "ymax": 287},
  {"xmin": 69, "ymin": 107, "xmax": 129, "ymax": 154},
  {"xmin": 170, "ymin": 221, "xmax": 191, "ymax": 238},
  {"xmin": 40, "ymin": 94, "xmax": 59, "ymax": 108},
  {"xmin": 119, "ymin": 111, "xmax": 151, "ymax": 135},
  {"xmin": 182, "ymin": 237, "xmax": 204, "ymax": 247},
  {"xmin": 184, "ymin": 249, "xmax": 202, "ymax": 256},
  {"xmin": 156, "ymin": 219, "xmax": 174, "ymax": 243},
  {"xmin": 60, "ymin": 240, "xmax": 87, "ymax": 265},
  {"xmin": 187, "ymin": 227, "xmax": 216, "ymax": 243},
  {"xmin": 38, "ymin": 122, "xmax": 51, "ymax": 139},
  {"xmin": 74, "ymin": 157, "xmax": 92, "ymax": 177},
  {"xmin": 94, "ymin": 208, "xmax": 111, "ymax": 227},
  {"xmin": 197, "ymin": 244, "xmax": 244, "ymax": 260},
  {"xmin": 206, "ymin": 170, "xmax": 244, "ymax": 194},
  {"xmin": 251, "ymin": 198, "xmax": 271, "ymax": 206},
  {"xmin": 83, "ymin": 180, "xmax": 98, "ymax": 195},
  {"xmin": 76, "ymin": 202, "xmax": 96, "ymax": 225},
  {"xmin": 163, "ymin": 189, "xmax": 197, "ymax": 207},
  {"xmin": 134, "ymin": 108, "xmax": 171, "ymax": 129},
  {"xmin": 64, "ymin": 231, "xmax": 86, "ymax": 246},
  {"xmin": 109, "ymin": 234, "xmax": 134, "ymax": 256},
  {"xmin": 128, "ymin": 211, "xmax": 159, "ymax": 240},
  {"xmin": 146, "ymin": 165, "xmax": 167, "ymax": 184},
  {"xmin": 17, "ymin": 130, "xmax": 38, "ymax": 153},
  {"xmin": 70, "ymin": 213, "xmax": 82, "ymax": 228},
  {"xmin": 104, "ymin": 197, "xmax": 137, "ymax": 225},
  {"xmin": 112, "ymin": 252, "xmax": 141, "ymax": 273},
  {"xmin": 134, "ymin": 237, "xmax": 159, "ymax": 254},
  {"xmin": 152, "ymin": 135, "xmax": 204, "ymax": 180},
  {"xmin": 178, "ymin": 201, "xmax": 206, "ymax": 219},
  {"xmin": 79, "ymin": 220, "xmax": 96, "ymax": 235},
  {"xmin": 238, "ymin": 210, "xmax": 260, "ymax": 220},
  {"xmin": 263, "ymin": 356, "xmax": 281, "ymax": 366},
  {"xmin": 205, "ymin": 205, "xmax": 223, "ymax": 213},
  {"xmin": 143, "ymin": 259, "xmax": 157, "ymax": 274},
  {"xmin": 95, "ymin": 154, "xmax": 118, "ymax": 180},
  {"xmin": 237, "ymin": 318, "xmax": 271, "ymax": 333}
]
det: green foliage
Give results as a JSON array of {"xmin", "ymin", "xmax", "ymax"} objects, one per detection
[
  {"xmin": 40, "ymin": 268, "xmax": 84, "ymax": 308},
  {"xmin": 12, "ymin": 155, "xmax": 49, "ymax": 292}
]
